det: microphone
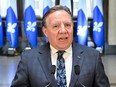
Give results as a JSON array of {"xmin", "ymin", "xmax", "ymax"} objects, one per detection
[
  {"xmin": 75, "ymin": 65, "xmax": 86, "ymax": 87},
  {"xmin": 51, "ymin": 65, "xmax": 56, "ymax": 74},
  {"xmin": 75, "ymin": 65, "xmax": 80, "ymax": 75}
]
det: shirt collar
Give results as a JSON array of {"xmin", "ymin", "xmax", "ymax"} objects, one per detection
[
  {"xmin": 50, "ymin": 45, "xmax": 58, "ymax": 55},
  {"xmin": 50, "ymin": 45, "xmax": 72, "ymax": 55}
]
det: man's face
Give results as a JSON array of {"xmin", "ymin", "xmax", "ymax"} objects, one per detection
[{"xmin": 43, "ymin": 10, "xmax": 73, "ymax": 50}]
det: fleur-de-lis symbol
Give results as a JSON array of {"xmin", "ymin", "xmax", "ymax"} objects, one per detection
[
  {"xmin": 77, "ymin": 25, "xmax": 87, "ymax": 37},
  {"xmin": 26, "ymin": 21, "xmax": 36, "ymax": 32},
  {"xmin": 93, "ymin": 22, "xmax": 103, "ymax": 32},
  {"xmin": 7, "ymin": 23, "xmax": 17, "ymax": 33}
]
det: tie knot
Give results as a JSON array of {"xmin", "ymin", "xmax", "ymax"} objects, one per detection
[{"xmin": 57, "ymin": 50, "xmax": 65, "ymax": 58}]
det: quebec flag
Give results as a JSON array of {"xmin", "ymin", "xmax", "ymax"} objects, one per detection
[
  {"xmin": 76, "ymin": 0, "xmax": 88, "ymax": 45},
  {"xmin": 43, "ymin": 0, "xmax": 52, "ymax": 42},
  {"xmin": 43, "ymin": 0, "xmax": 52, "ymax": 16},
  {"xmin": 60, "ymin": 0, "xmax": 72, "ymax": 13},
  {"xmin": 24, "ymin": 0, "xmax": 37, "ymax": 48},
  {"xmin": 0, "ymin": 13, "xmax": 4, "ymax": 47},
  {"xmin": 6, "ymin": 0, "xmax": 18, "ymax": 48},
  {"xmin": 93, "ymin": 0, "xmax": 104, "ymax": 47}
]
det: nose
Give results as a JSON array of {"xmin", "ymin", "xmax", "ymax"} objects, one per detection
[{"xmin": 59, "ymin": 24, "xmax": 67, "ymax": 34}]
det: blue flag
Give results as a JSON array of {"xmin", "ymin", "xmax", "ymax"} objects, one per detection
[
  {"xmin": 60, "ymin": 0, "xmax": 72, "ymax": 13},
  {"xmin": 0, "ymin": 14, "xmax": 4, "ymax": 48},
  {"xmin": 6, "ymin": 0, "xmax": 18, "ymax": 48},
  {"xmin": 24, "ymin": 0, "xmax": 37, "ymax": 48},
  {"xmin": 76, "ymin": 0, "xmax": 88, "ymax": 45},
  {"xmin": 43, "ymin": 0, "xmax": 52, "ymax": 16},
  {"xmin": 93, "ymin": 0, "xmax": 104, "ymax": 47},
  {"xmin": 43, "ymin": 0, "xmax": 52, "ymax": 42}
]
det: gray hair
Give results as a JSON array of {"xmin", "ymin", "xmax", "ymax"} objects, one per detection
[{"xmin": 42, "ymin": 5, "xmax": 72, "ymax": 27}]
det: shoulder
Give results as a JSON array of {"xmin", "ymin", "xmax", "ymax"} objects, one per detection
[
  {"xmin": 20, "ymin": 43, "xmax": 49, "ymax": 60},
  {"xmin": 21, "ymin": 46, "xmax": 40, "ymax": 56},
  {"xmin": 73, "ymin": 42, "xmax": 100, "ymax": 56},
  {"xmin": 79, "ymin": 44, "xmax": 98, "ymax": 52},
  {"xmin": 73, "ymin": 42, "xmax": 101, "ymax": 66}
]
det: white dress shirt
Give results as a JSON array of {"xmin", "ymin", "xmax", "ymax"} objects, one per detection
[{"xmin": 50, "ymin": 45, "xmax": 72, "ymax": 87}]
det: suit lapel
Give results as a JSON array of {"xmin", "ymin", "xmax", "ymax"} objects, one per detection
[
  {"xmin": 69, "ymin": 42, "xmax": 84, "ymax": 87},
  {"xmin": 37, "ymin": 43, "xmax": 57, "ymax": 87},
  {"xmin": 37, "ymin": 42, "xmax": 85, "ymax": 87}
]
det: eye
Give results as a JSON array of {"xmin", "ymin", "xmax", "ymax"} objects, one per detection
[
  {"xmin": 65, "ymin": 23, "xmax": 71, "ymax": 29},
  {"xmin": 53, "ymin": 24, "xmax": 60, "ymax": 29},
  {"xmin": 53, "ymin": 25, "xmax": 58, "ymax": 28}
]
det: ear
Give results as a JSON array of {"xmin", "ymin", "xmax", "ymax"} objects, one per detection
[{"xmin": 42, "ymin": 26, "xmax": 48, "ymax": 37}]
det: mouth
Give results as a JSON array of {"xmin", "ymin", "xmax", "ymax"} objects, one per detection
[{"xmin": 59, "ymin": 37, "xmax": 68, "ymax": 41}]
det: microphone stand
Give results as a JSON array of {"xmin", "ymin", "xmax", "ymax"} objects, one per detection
[{"xmin": 45, "ymin": 65, "xmax": 56, "ymax": 87}]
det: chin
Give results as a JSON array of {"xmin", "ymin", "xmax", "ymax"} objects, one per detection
[{"xmin": 58, "ymin": 44, "xmax": 69, "ymax": 50}]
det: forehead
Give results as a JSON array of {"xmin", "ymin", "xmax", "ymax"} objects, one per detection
[
  {"xmin": 44, "ymin": 10, "xmax": 73, "ymax": 27},
  {"xmin": 47, "ymin": 10, "xmax": 72, "ymax": 21}
]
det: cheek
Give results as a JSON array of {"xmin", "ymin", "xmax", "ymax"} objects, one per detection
[
  {"xmin": 47, "ymin": 33, "xmax": 57, "ymax": 44},
  {"xmin": 68, "ymin": 29, "xmax": 73, "ymax": 36},
  {"xmin": 46, "ymin": 31, "xmax": 57, "ymax": 39},
  {"xmin": 43, "ymin": 29, "xmax": 52, "ymax": 38}
]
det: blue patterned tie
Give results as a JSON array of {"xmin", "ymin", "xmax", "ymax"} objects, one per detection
[{"xmin": 56, "ymin": 51, "xmax": 67, "ymax": 87}]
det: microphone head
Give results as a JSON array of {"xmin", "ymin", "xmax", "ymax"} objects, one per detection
[
  {"xmin": 51, "ymin": 65, "xmax": 56, "ymax": 74},
  {"xmin": 75, "ymin": 65, "xmax": 80, "ymax": 75}
]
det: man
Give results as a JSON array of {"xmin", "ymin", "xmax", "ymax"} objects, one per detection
[{"xmin": 11, "ymin": 5, "xmax": 110, "ymax": 87}]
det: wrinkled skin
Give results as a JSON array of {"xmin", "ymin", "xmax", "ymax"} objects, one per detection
[{"xmin": 42, "ymin": 10, "xmax": 73, "ymax": 50}]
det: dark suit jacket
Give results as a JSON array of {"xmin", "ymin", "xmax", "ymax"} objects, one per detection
[{"xmin": 11, "ymin": 42, "xmax": 110, "ymax": 87}]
